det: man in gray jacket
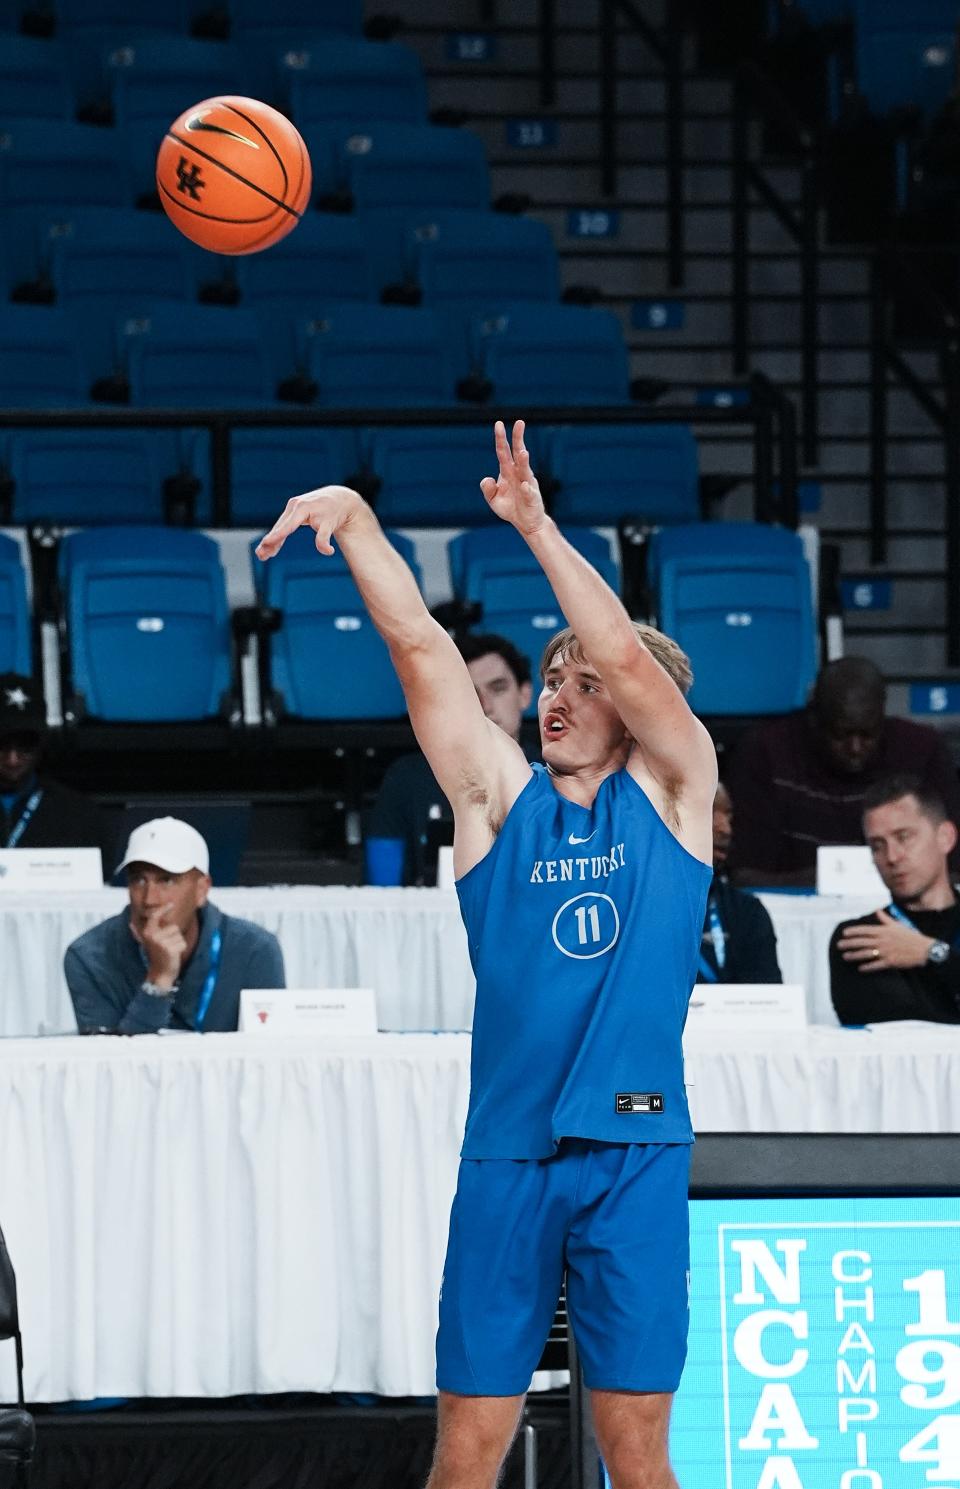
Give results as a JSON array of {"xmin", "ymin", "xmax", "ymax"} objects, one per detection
[{"xmin": 65, "ymin": 817, "xmax": 284, "ymax": 1034}]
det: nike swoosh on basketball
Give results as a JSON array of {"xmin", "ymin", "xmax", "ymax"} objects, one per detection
[{"xmin": 568, "ymin": 830, "xmax": 597, "ymax": 845}]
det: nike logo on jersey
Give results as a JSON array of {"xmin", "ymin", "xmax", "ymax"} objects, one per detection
[
  {"xmin": 530, "ymin": 843, "xmax": 626, "ymax": 884},
  {"xmin": 567, "ymin": 830, "xmax": 597, "ymax": 845}
]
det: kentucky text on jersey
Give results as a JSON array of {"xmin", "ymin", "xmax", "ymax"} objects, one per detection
[{"xmin": 529, "ymin": 843, "xmax": 626, "ymax": 883}]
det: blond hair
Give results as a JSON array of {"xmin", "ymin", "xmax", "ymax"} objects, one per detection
[{"xmin": 540, "ymin": 622, "xmax": 693, "ymax": 695}]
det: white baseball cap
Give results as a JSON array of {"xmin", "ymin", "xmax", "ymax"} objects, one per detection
[{"xmin": 116, "ymin": 817, "xmax": 210, "ymax": 877}]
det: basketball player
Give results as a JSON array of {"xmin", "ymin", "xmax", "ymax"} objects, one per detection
[{"xmin": 257, "ymin": 421, "xmax": 717, "ymax": 1489}]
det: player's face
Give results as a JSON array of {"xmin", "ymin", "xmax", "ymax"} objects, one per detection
[
  {"xmin": 126, "ymin": 863, "xmax": 210, "ymax": 939},
  {"xmin": 863, "ymin": 795, "xmax": 955, "ymax": 903},
  {"xmin": 466, "ymin": 652, "xmax": 532, "ymax": 741},
  {"xmin": 538, "ymin": 654, "xmax": 631, "ymax": 773}
]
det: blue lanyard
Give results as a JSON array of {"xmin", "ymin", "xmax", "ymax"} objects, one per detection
[
  {"xmin": 886, "ymin": 902, "xmax": 960, "ymax": 951},
  {"xmin": 698, "ymin": 897, "xmax": 725, "ymax": 982},
  {"xmin": 194, "ymin": 929, "xmax": 222, "ymax": 1031},
  {"xmin": 5, "ymin": 787, "xmax": 43, "ymax": 848}
]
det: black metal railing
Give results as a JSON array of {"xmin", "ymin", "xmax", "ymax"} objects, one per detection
[
  {"xmin": 869, "ymin": 246, "xmax": 960, "ymax": 666},
  {"xmin": 732, "ymin": 61, "xmax": 820, "ymax": 466},
  {"xmin": 538, "ymin": 0, "xmax": 685, "ymax": 287},
  {"xmin": 0, "ymin": 394, "xmax": 799, "ymax": 531}
]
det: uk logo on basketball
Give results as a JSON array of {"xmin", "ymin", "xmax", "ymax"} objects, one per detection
[{"xmin": 176, "ymin": 157, "xmax": 205, "ymax": 200}]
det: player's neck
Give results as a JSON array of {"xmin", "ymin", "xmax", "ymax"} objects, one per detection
[{"xmin": 545, "ymin": 762, "xmax": 618, "ymax": 808}]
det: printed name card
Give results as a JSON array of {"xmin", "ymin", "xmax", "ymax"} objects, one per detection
[
  {"xmin": 816, "ymin": 845, "xmax": 886, "ymax": 897},
  {"xmin": 685, "ymin": 982, "xmax": 808, "ymax": 1032},
  {"xmin": 436, "ymin": 846, "xmax": 455, "ymax": 891},
  {"xmin": 0, "ymin": 847, "xmax": 103, "ymax": 891},
  {"xmin": 239, "ymin": 987, "xmax": 377, "ymax": 1035}
]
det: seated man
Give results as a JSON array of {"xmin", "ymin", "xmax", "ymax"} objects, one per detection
[
  {"xmin": 0, "ymin": 672, "xmax": 105, "ymax": 860},
  {"xmin": 365, "ymin": 633, "xmax": 533, "ymax": 886},
  {"xmin": 830, "ymin": 775, "xmax": 960, "ymax": 1025},
  {"xmin": 697, "ymin": 783, "xmax": 782, "ymax": 984},
  {"xmin": 65, "ymin": 816, "xmax": 285, "ymax": 1034},
  {"xmin": 727, "ymin": 656, "xmax": 960, "ymax": 887}
]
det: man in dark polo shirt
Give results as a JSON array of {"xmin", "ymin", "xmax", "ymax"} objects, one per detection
[
  {"xmin": 697, "ymin": 782, "xmax": 782, "ymax": 984},
  {"xmin": 830, "ymin": 775, "xmax": 960, "ymax": 1025},
  {"xmin": 727, "ymin": 657, "xmax": 960, "ymax": 888},
  {"xmin": 65, "ymin": 817, "xmax": 284, "ymax": 1034},
  {"xmin": 0, "ymin": 672, "xmax": 105, "ymax": 860}
]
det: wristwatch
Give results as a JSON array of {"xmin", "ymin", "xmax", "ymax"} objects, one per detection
[
  {"xmin": 141, "ymin": 979, "xmax": 178, "ymax": 998},
  {"xmin": 926, "ymin": 941, "xmax": 951, "ymax": 965}
]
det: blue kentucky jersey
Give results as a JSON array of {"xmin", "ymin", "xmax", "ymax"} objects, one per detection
[{"xmin": 456, "ymin": 763, "xmax": 712, "ymax": 1158}]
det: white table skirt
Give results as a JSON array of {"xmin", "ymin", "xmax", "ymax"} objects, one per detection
[
  {"xmin": 0, "ymin": 886, "xmax": 880, "ymax": 1038},
  {"xmin": 1, "ymin": 1026, "xmax": 959, "ymax": 1403}
]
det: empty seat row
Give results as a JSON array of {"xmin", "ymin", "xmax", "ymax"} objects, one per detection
[
  {"xmin": 0, "ymin": 0, "xmax": 363, "ymax": 37},
  {"xmin": 1, "ymin": 34, "xmax": 426, "ymax": 130},
  {"xmin": 0, "ymin": 423, "xmax": 699, "ymax": 530},
  {"xmin": 0, "ymin": 522, "xmax": 817, "ymax": 723},
  {"xmin": 0, "ymin": 300, "xmax": 634, "ymax": 410}
]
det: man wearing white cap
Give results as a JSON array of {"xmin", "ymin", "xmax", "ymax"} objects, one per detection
[{"xmin": 64, "ymin": 817, "xmax": 285, "ymax": 1034}]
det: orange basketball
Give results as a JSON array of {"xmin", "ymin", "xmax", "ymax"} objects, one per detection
[{"xmin": 156, "ymin": 95, "xmax": 312, "ymax": 256}]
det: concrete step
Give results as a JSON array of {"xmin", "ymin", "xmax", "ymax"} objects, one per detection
[
  {"xmin": 385, "ymin": 0, "xmax": 666, "ymax": 33},
  {"xmin": 830, "ymin": 534, "xmax": 946, "ymax": 569},
  {"xmin": 426, "ymin": 68, "xmax": 731, "ymax": 114},
  {"xmin": 842, "ymin": 630, "xmax": 950, "ymax": 677},
  {"xmin": 817, "ymin": 484, "xmax": 946, "ymax": 530}
]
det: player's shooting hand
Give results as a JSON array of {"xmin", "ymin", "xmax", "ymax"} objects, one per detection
[
  {"xmin": 255, "ymin": 485, "xmax": 364, "ymax": 560},
  {"xmin": 836, "ymin": 909, "xmax": 934, "ymax": 972},
  {"xmin": 132, "ymin": 905, "xmax": 188, "ymax": 985},
  {"xmin": 480, "ymin": 420, "xmax": 547, "ymax": 536}
]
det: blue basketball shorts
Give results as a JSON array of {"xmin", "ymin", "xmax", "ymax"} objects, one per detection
[{"xmin": 436, "ymin": 1138, "xmax": 691, "ymax": 1396}]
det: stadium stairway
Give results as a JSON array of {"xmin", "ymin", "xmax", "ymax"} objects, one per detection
[{"xmin": 387, "ymin": 0, "xmax": 952, "ymax": 727}]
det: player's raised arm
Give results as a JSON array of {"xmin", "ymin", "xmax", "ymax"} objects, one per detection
[
  {"xmin": 256, "ymin": 486, "xmax": 527, "ymax": 835},
  {"xmin": 481, "ymin": 420, "xmax": 717, "ymax": 805}
]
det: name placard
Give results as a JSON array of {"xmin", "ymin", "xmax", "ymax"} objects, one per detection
[
  {"xmin": 817, "ymin": 844, "xmax": 886, "ymax": 896},
  {"xmin": 686, "ymin": 982, "xmax": 808, "ymax": 1032},
  {"xmin": 436, "ymin": 846, "xmax": 455, "ymax": 891},
  {"xmin": 239, "ymin": 987, "xmax": 377, "ymax": 1036},
  {"xmin": 0, "ymin": 847, "xmax": 103, "ymax": 891}
]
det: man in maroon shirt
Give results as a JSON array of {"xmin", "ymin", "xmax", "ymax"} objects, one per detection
[{"xmin": 727, "ymin": 657, "xmax": 960, "ymax": 887}]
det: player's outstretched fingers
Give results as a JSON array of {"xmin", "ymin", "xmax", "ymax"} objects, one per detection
[
  {"xmin": 255, "ymin": 496, "xmax": 304, "ymax": 560},
  {"xmin": 493, "ymin": 419, "xmax": 512, "ymax": 472},
  {"xmin": 480, "ymin": 475, "xmax": 498, "ymax": 504}
]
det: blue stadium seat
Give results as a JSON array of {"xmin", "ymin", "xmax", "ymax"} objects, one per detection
[
  {"xmin": 60, "ymin": 527, "xmax": 232, "ymax": 722},
  {"xmin": 34, "ymin": 206, "xmax": 202, "ymax": 301},
  {"xmin": 647, "ymin": 522, "xmax": 817, "ymax": 716},
  {"xmin": 303, "ymin": 303, "xmax": 454, "ymax": 408},
  {"xmin": 106, "ymin": 37, "xmax": 245, "ymax": 130},
  {"xmin": 0, "ymin": 535, "xmax": 31, "ymax": 677},
  {"xmin": 0, "ymin": 120, "xmax": 130, "ymax": 208},
  {"xmin": 7, "ymin": 430, "xmax": 166, "ymax": 524},
  {"xmin": 0, "ymin": 37, "xmax": 74, "ymax": 119},
  {"xmin": 546, "ymin": 424, "xmax": 700, "ymax": 525},
  {"xmin": 855, "ymin": 10, "xmax": 956, "ymax": 117},
  {"xmin": 475, "ymin": 305, "xmax": 632, "ymax": 407},
  {"xmin": 52, "ymin": 0, "xmax": 194, "ymax": 30},
  {"xmin": 367, "ymin": 425, "xmax": 503, "ymax": 527},
  {"xmin": 120, "ymin": 305, "xmax": 275, "ymax": 407},
  {"xmin": 0, "ymin": 306, "xmax": 89, "ymax": 406},
  {"xmin": 254, "ymin": 525, "xmax": 418, "ymax": 719},
  {"xmin": 407, "ymin": 209, "xmax": 561, "ymax": 307},
  {"xmin": 230, "ymin": 427, "xmax": 360, "ymax": 527},
  {"xmin": 284, "ymin": 39, "xmax": 427, "ymax": 128},
  {"xmin": 449, "ymin": 525, "xmax": 618, "ymax": 712},
  {"xmin": 228, "ymin": 0, "xmax": 362, "ymax": 33}
]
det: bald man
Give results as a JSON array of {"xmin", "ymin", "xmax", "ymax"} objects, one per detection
[{"xmin": 726, "ymin": 657, "xmax": 960, "ymax": 888}]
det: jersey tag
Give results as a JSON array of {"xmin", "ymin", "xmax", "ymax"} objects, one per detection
[{"xmin": 616, "ymin": 1092, "xmax": 664, "ymax": 1114}]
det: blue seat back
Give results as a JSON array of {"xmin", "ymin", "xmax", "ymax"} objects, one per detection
[
  {"xmin": 547, "ymin": 423, "xmax": 700, "ymax": 525},
  {"xmin": 53, "ymin": 0, "xmax": 195, "ymax": 27},
  {"xmin": 368, "ymin": 425, "xmax": 502, "ymax": 527},
  {"xmin": 0, "ymin": 534, "xmax": 31, "ymax": 677},
  {"xmin": 231, "ymin": 428, "xmax": 359, "ymax": 526},
  {"xmin": 0, "ymin": 120, "xmax": 130, "ymax": 208},
  {"xmin": 476, "ymin": 305, "xmax": 631, "ymax": 407},
  {"xmin": 107, "ymin": 37, "xmax": 245, "ymax": 130},
  {"xmin": 121, "ymin": 305, "xmax": 275, "ymax": 407},
  {"xmin": 9, "ymin": 430, "xmax": 164, "ymax": 524},
  {"xmin": 228, "ymin": 0, "xmax": 362, "ymax": 32},
  {"xmin": 855, "ymin": 0, "xmax": 957, "ymax": 116},
  {"xmin": 341, "ymin": 122, "xmax": 491, "ymax": 213},
  {"xmin": 449, "ymin": 525, "xmax": 617, "ymax": 713},
  {"xmin": 285, "ymin": 39, "xmax": 427, "ymax": 127},
  {"xmin": 409, "ymin": 209, "xmax": 561, "ymax": 307},
  {"xmin": 233, "ymin": 214, "xmax": 376, "ymax": 309},
  {"xmin": 256, "ymin": 525, "xmax": 418, "ymax": 718},
  {"xmin": 62, "ymin": 527, "xmax": 231, "ymax": 721},
  {"xmin": 303, "ymin": 303, "xmax": 453, "ymax": 408},
  {"xmin": 649, "ymin": 522, "xmax": 817, "ymax": 716},
  {"xmin": 0, "ymin": 37, "xmax": 74, "ymax": 119},
  {"xmin": 0, "ymin": 306, "xmax": 89, "ymax": 406}
]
